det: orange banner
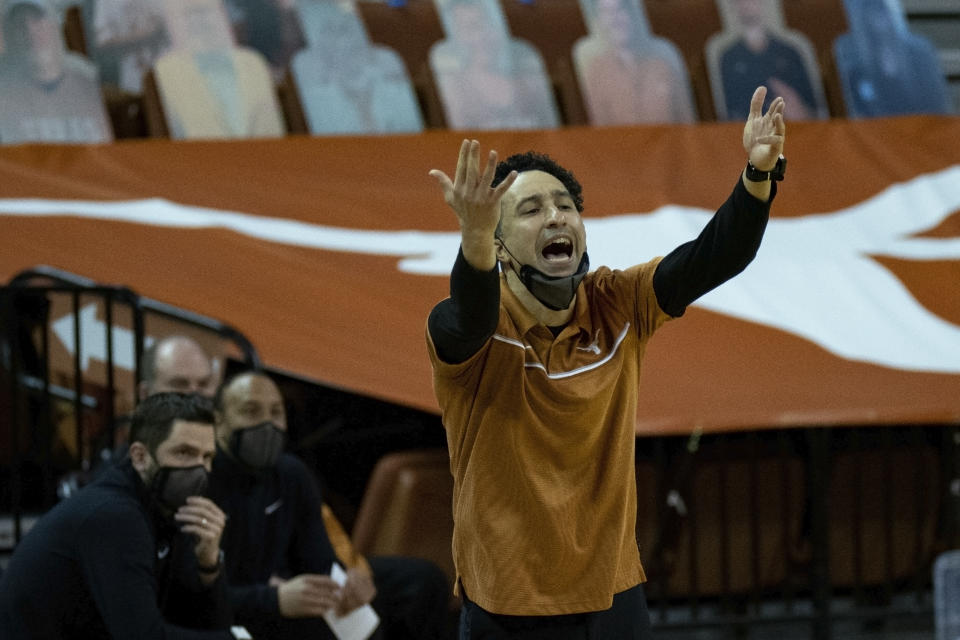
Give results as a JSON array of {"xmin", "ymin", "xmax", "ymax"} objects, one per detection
[{"xmin": 1, "ymin": 116, "xmax": 959, "ymax": 434}]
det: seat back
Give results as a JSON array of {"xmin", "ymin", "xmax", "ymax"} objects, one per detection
[{"xmin": 352, "ymin": 449, "xmax": 456, "ymax": 592}]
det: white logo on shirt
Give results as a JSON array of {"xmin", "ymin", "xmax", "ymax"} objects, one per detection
[
  {"xmin": 265, "ymin": 499, "xmax": 283, "ymax": 515},
  {"xmin": 577, "ymin": 331, "xmax": 602, "ymax": 355}
]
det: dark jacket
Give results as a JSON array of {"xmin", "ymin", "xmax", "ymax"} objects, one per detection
[
  {"xmin": 0, "ymin": 460, "xmax": 234, "ymax": 639},
  {"xmin": 208, "ymin": 449, "xmax": 337, "ymax": 626}
]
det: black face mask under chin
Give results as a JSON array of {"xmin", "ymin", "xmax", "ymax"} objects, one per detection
[
  {"xmin": 150, "ymin": 464, "xmax": 209, "ymax": 512},
  {"xmin": 500, "ymin": 242, "xmax": 590, "ymax": 311},
  {"xmin": 229, "ymin": 421, "xmax": 286, "ymax": 471}
]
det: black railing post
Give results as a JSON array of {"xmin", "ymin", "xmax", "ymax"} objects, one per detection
[
  {"xmin": 132, "ymin": 296, "xmax": 146, "ymax": 396},
  {"xmin": 71, "ymin": 291, "xmax": 85, "ymax": 470},
  {"xmin": 104, "ymin": 293, "xmax": 116, "ymax": 454},
  {"xmin": 39, "ymin": 300, "xmax": 53, "ymax": 505},
  {"xmin": 749, "ymin": 433, "xmax": 761, "ymax": 617},
  {"xmin": 807, "ymin": 427, "xmax": 833, "ymax": 640},
  {"xmin": 3, "ymin": 289, "xmax": 24, "ymax": 546}
]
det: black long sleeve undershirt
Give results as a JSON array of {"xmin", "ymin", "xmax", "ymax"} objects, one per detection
[
  {"xmin": 428, "ymin": 179, "xmax": 773, "ymax": 364},
  {"xmin": 428, "ymin": 245, "xmax": 502, "ymax": 364},
  {"xmin": 652, "ymin": 178, "xmax": 772, "ymax": 317}
]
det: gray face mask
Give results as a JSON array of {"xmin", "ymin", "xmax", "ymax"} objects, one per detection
[
  {"xmin": 499, "ymin": 239, "xmax": 590, "ymax": 311},
  {"xmin": 150, "ymin": 464, "xmax": 209, "ymax": 511},
  {"xmin": 229, "ymin": 422, "xmax": 286, "ymax": 470},
  {"xmin": 516, "ymin": 253, "xmax": 589, "ymax": 311}
]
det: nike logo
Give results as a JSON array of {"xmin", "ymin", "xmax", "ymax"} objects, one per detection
[
  {"xmin": 157, "ymin": 544, "xmax": 170, "ymax": 559},
  {"xmin": 265, "ymin": 499, "xmax": 283, "ymax": 515}
]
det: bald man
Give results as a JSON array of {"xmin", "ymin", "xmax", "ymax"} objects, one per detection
[
  {"xmin": 82, "ymin": 335, "xmax": 219, "ymax": 481},
  {"xmin": 139, "ymin": 335, "xmax": 218, "ymax": 400},
  {"xmin": 209, "ymin": 371, "xmax": 449, "ymax": 640}
]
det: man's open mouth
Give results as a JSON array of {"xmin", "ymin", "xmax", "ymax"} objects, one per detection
[{"xmin": 541, "ymin": 238, "xmax": 573, "ymax": 262}]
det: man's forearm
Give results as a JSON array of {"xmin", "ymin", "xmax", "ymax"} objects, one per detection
[
  {"xmin": 229, "ymin": 583, "xmax": 281, "ymax": 622},
  {"xmin": 653, "ymin": 178, "xmax": 773, "ymax": 317},
  {"xmin": 428, "ymin": 247, "xmax": 500, "ymax": 364},
  {"xmin": 460, "ymin": 227, "xmax": 498, "ymax": 272}
]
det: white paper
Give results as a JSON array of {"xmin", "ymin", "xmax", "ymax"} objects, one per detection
[{"xmin": 323, "ymin": 562, "xmax": 381, "ymax": 640}]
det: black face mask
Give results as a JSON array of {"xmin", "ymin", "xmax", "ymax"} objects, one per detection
[
  {"xmin": 516, "ymin": 252, "xmax": 589, "ymax": 311},
  {"xmin": 229, "ymin": 422, "xmax": 286, "ymax": 470},
  {"xmin": 150, "ymin": 464, "xmax": 209, "ymax": 511},
  {"xmin": 499, "ymin": 238, "xmax": 590, "ymax": 311}
]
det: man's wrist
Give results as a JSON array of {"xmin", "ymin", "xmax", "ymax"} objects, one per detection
[
  {"xmin": 198, "ymin": 549, "xmax": 224, "ymax": 574},
  {"xmin": 745, "ymin": 155, "xmax": 786, "ymax": 182}
]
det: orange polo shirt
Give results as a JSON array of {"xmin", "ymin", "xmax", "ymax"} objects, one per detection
[{"xmin": 427, "ymin": 258, "xmax": 671, "ymax": 615}]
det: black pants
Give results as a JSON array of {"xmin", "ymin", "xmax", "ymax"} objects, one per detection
[
  {"xmin": 369, "ymin": 556, "xmax": 451, "ymax": 640},
  {"xmin": 458, "ymin": 584, "xmax": 653, "ymax": 639}
]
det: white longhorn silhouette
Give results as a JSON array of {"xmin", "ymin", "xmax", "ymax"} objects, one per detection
[{"xmin": 2, "ymin": 164, "xmax": 959, "ymax": 373}]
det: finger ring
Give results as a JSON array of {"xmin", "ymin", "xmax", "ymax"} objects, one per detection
[{"xmin": 202, "ymin": 518, "xmax": 207, "ymax": 526}]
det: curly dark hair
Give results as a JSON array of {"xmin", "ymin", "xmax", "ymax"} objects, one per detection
[{"xmin": 492, "ymin": 151, "xmax": 584, "ymax": 212}]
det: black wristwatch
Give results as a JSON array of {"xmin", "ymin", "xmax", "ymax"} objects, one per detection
[
  {"xmin": 745, "ymin": 155, "xmax": 786, "ymax": 182},
  {"xmin": 198, "ymin": 549, "xmax": 224, "ymax": 574}
]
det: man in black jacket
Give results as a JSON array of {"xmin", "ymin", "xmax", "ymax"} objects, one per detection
[
  {"xmin": 0, "ymin": 392, "xmax": 242, "ymax": 639},
  {"xmin": 208, "ymin": 370, "xmax": 449, "ymax": 640}
]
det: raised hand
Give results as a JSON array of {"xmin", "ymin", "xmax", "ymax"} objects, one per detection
[
  {"xmin": 742, "ymin": 86, "xmax": 786, "ymax": 171},
  {"xmin": 429, "ymin": 138, "xmax": 517, "ymax": 270}
]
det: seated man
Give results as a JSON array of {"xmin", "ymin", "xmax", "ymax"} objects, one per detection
[
  {"xmin": 291, "ymin": 0, "xmax": 424, "ymax": 135},
  {"xmin": 140, "ymin": 334, "xmax": 220, "ymax": 400},
  {"xmin": 0, "ymin": 0, "xmax": 113, "ymax": 144},
  {"xmin": 573, "ymin": 0, "xmax": 696, "ymax": 125},
  {"xmin": 153, "ymin": 0, "xmax": 285, "ymax": 139},
  {"xmin": 429, "ymin": 0, "xmax": 559, "ymax": 131},
  {"xmin": 834, "ymin": 0, "xmax": 951, "ymax": 118},
  {"xmin": 209, "ymin": 370, "xmax": 449, "ymax": 640},
  {"xmin": 707, "ymin": 0, "xmax": 826, "ymax": 121},
  {"xmin": 85, "ymin": 334, "xmax": 218, "ymax": 475},
  {"xmin": 0, "ymin": 393, "xmax": 241, "ymax": 639},
  {"xmin": 83, "ymin": 0, "xmax": 170, "ymax": 93}
]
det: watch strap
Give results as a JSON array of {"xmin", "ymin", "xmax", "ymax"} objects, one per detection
[{"xmin": 745, "ymin": 155, "xmax": 786, "ymax": 182}]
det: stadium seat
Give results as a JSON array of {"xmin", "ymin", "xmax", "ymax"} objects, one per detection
[
  {"xmin": 357, "ymin": 0, "xmax": 447, "ymax": 128},
  {"xmin": 351, "ymin": 448, "xmax": 457, "ymax": 605}
]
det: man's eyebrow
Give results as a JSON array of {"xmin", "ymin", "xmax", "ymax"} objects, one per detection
[
  {"xmin": 514, "ymin": 190, "xmax": 573, "ymax": 211},
  {"xmin": 515, "ymin": 195, "xmax": 542, "ymax": 211},
  {"xmin": 173, "ymin": 443, "xmax": 201, "ymax": 454}
]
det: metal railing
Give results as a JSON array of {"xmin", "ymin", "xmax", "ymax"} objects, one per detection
[
  {"xmin": 637, "ymin": 424, "xmax": 960, "ymax": 638},
  {"xmin": 1, "ymin": 266, "xmax": 260, "ymax": 550}
]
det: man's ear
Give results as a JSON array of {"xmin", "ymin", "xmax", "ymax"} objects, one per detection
[
  {"xmin": 494, "ymin": 235, "xmax": 509, "ymax": 265},
  {"xmin": 137, "ymin": 381, "xmax": 150, "ymax": 403},
  {"xmin": 129, "ymin": 441, "xmax": 151, "ymax": 474},
  {"xmin": 213, "ymin": 411, "xmax": 229, "ymax": 447}
]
